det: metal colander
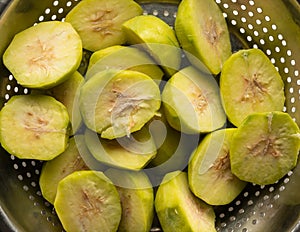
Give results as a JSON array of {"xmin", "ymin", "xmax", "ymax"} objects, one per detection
[{"xmin": 0, "ymin": 0, "xmax": 300, "ymax": 231}]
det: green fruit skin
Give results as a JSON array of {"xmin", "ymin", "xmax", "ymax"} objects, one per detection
[
  {"xmin": 84, "ymin": 127, "xmax": 157, "ymax": 170},
  {"xmin": 79, "ymin": 69, "xmax": 161, "ymax": 139},
  {"xmin": 122, "ymin": 15, "xmax": 181, "ymax": 76},
  {"xmin": 3, "ymin": 21, "xmax": 82, "ymax": 89},
  {"xmin": 155, "ymin": 171, "xmax": 216, "ymax": 232},
  {"xmin": 230, "ymin": 111, "xmax": 300, "ymax": 185},
  {"xmin": 188, "ymin": 128, "xmax": 247, "ymax": 205},
  {"xmin": 224, "ymin": 0, "xmax": 300, "ymax": 126},
  {"xmin": 105, "ymin": 169, "xmax": 154, "ymax": 232},
  {"xmin": 0, "ymin": 95, "xmax": 70, "ymax": 160},
  {"xmin": 39, "ymin": 137, "xmax": 89, "ymax": 204},
  {"xmin": 73, "ymin": 134, "xmax": 108, "ymax": 172},
  {"xmin": 175, "ymin": 0, "xmax": 231, "ymax": 75},
  {"xmin": 87, "ymin": 45, "xmax": 164, "ymax": 81},
  {"xmin": 162, "ymin": 66, "xmax": 226, "ymax": 134},
  {"xmin": 220, "ymin": 48, "xmax": 285, "ymax": 127},
  {"xmin": 147, "ymin": 112, "xmax": 197, "ymax": 176},
  {"xmin": 65, "ymin": 0, "xmax": 143, "ymax": 52},
  {"xmin": 54, "ymin": 170, "xmax": 122, "ymax": 232},
  {"xmin": 32, "ymin": 71, "xmax": 84, "ymax": 135}
]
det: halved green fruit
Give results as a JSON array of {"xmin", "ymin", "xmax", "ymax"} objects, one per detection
[
  {"xmin": 3, "ymin": 21, "xmax": 82, "ymax": 89},
  {"xmin": 65, "ymin": 0, "xmax": 143, "ymax": 51},
  {"xmin": 54, "ymin": 170, "xmax": 122, "ymax": 232},
  {"xmin": 39, "ymin": 137, "xmax": 89, "ymax": 204},
  {"xmin": 147, "ymin": 111, "xmax": 198, "ymax": 177},
  {"xmin": 162, "ymin": 66, "xmax": 226, "ymax": 134},
  {"xmin": 188, "ymin": 128, "xmax": 247, "ymax": 205},
  {"xmin": 230, "ymin": 111, "xmax": 300, "ymax": 185},
  {"xmin": 86, "ymin": 45, "xmax": 164, "ymax": 81},
  {"xmin": 32, "ymin": 71, "xmax": 84, "ymax": 134},
  {"xmin": 0, "ymin": 95, "xmax": 70, "ymax": 160},
  {"xmin": 175, "ymin": 0, "xmax": 231, "ymax": 74},
  {"xmin": 84, "ymin": 127, "xmax": 156, "ymax": 170},
  {"xmin": 220, "ymin": 48, "xmax": 285, "ymax": 127},
  {"xmin": 122, "ymin": 15, "xmax": 181, "ymax": 76},
  {"xmin": 155, "ymin": 171, "xmax": 216, "ymax": 232},
  {"xmin": 105, "ymin": 168, "xmax": 154, "ymax": 232},
  {"xmin": 79, "ymin": 69, "xmax": 161, "ymax": 139},
  {"xmin": 73, "ymin": 134, "xmax": 108, "ymax": 172}
]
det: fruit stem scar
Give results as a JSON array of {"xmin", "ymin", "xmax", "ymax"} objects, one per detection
[
  {"xmin": 23, "ymin": 112, "xmax": 66, "ymax": 134},
  {"xmin": 240, "ymin": 72, "xmax": 268, "ymax": 103},
  {"xmin": 109, "ymin": 89, "xmax": 153, "ymax": 115},
  {"xmin": 247, "ymin": 135, "xmax": 282, "ymax": 158},
  {"xmin": 81, "ymin": 189, "xmax": 102, "ymax": 214},
  {"xmin": 211, "ymin": 149, "xmax": 234, "ymax": 181},
  {"xmin": 267, "ymin": 112, "xmax": 273, "ymax": 133},
  {"xmin": 28, "ymin": 39, "xmax": 55, "ymax": 72},
  {"xmin": 204, "ymin": 17, "xmax": 222, "ymax": 46},
  {"xmin": 90, "ymin": 9, "xmax": 116, "ymax": 35},
  {"xmin": 203, "ymin": 16, "xmax": 224, "ymax": 68}
]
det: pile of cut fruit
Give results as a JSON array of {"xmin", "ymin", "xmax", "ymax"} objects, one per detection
[{"xmin": 1, "ymin": 0, "xmax": 300, "ymax": 231}]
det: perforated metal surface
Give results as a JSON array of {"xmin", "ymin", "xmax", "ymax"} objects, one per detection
[{"xmin": 0, "ymin": 0, "xmax": 299, "ymax": 231}]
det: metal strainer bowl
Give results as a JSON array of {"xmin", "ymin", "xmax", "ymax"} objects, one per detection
[{"xmin": 0, "ymin": 0, "xmax": 300, "ymax": 231}]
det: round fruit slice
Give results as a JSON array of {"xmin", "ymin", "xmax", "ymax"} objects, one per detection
[
  {"xmin": 33, "ymin": 71, "xmax": 84, "ymax": 134},
  {"xmin": 155, "ymin": 171, "xmax": 216, "ymax": 232},
  {"xmin": 147, "ymin": 111, "xmax": 198, "ymax": 177},
  {"xmin": 162, "ymin": 66, "xmax": 226, "ymax": 134},
  {"xmin": 73, "ymin": 134, "xmax": 108, "ymax": 172},
  {"xmin": 188, "ymin": 128, "xmax": 247, "ymax": 205},
  {"xmin": 3, "ymin": 21, "xmax": 82, "ymax": 89},
  {"xmin": 65, "ymin": 0, "xmax": 143, "ymax": 52},
  {"xmin": 39, "ymin": 137, "xmax": 89, "ymax": 204},
  {"xmin": 0, "ymin": 95, "xmax": 70, "ymax": 160},
  {"xmin": 54, "ymin": 170, "xmax": 122, "ymax": 232},
  {"xmin": 79, "ymin": 69, "xmax": 161, "ymax": 139},
  {"xmin": 47, "ymin": 71, "xmax": 84, "ymax": 134},
  {"xmin": 175, "ymin": 0, "xmax": 231, "ymax": 75},
  {"xmin": 122, "ymin": 15, "xmax": 181, "ymax": 76},
  {"xmin": 84, "ymin": 127, "xmax": 156, "ymax": 170},
  {"xmin": 105, "ymin": 169, "xmax": 154, "ymax": 232},
  {"xmin": 86, "ymin": 45, "xmax": 164, "ymax": 81},
  {"xmin": 220, "ymin": 48, "xmax": 285, "ymax": 127},
  {"xmin": 230, "ymin": 111, "xmax": 300, "ymax": 185}
]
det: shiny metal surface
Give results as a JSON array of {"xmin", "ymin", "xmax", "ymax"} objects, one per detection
[{"xmin": 0, "ymin": 0, "xmax": 299, "ymax": 231}]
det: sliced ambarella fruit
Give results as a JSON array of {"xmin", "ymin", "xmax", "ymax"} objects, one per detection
[
  {"xmin": 73, "ymin": 134, "xmax": 108, "ymax": 172},
  {"xmin": 0, "ymin": 95, "xmax": 70, "ymax": 160},
  {"xmin": 220, "ymin": 48, "xmax": 285, "ymax": 127},
  {"xmin": 230, "ymin": 111, "xmax": 300, "ymax": 185},
  {"xmin": 162, "ymin": 66, "xmax": 226, "ymax": 134},
  {"xmin": 175, "ymin": 0, "xmax": 231, "ymax": 75},
  {"xmin": 84, "ymin": 127, "xmax": 156, "ymax": 170},
  {"xmin": 54, "ymin": 170, "xmax": 122, "ymax": 232},
  {"xmin": 188, "ymin": 128, "xmax": 247, "ymax": 205},
  {"xmin": 65, "ymin": 0, "xmax": 143, "ymax": 52},
  {"xmin": 46, "ymin": 71, "xmax": 84, "ymax": 135},
  {"xmin": 122, "ymin": 15, "xmax": 181, "ymax": 76},
  {"xmin": 155, "ymin": 171, "xmax": 216, "ymax": 232},
  {"xmin": 147, "ymin": 110, "xmax": 198, "ymax": 177},
  {"xmin": 3, "ymin": 21, "xmax": 82, "ymax": 89},
  {"xmin": 39, "ymin": 137, "xmax": 89, "ymax": 204},
  {"xmin": 79, "ymin": 69, "xmax": 161, "ymax": 139},
  {"xmin": 86, "ymin": 45, "xmax": 164, "ymax": 81},
  {"xmin": 33, "ymin": 71, "xmax": 84, "ymax": 135},
  {"xmin": 105, "ymin": 168, "xmax": 154, "ymax": 232}
]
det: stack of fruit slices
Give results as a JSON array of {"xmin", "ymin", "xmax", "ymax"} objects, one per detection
[{"xmin": 0, "ymin": 0, "xmax": 299, "ymax": 231}]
